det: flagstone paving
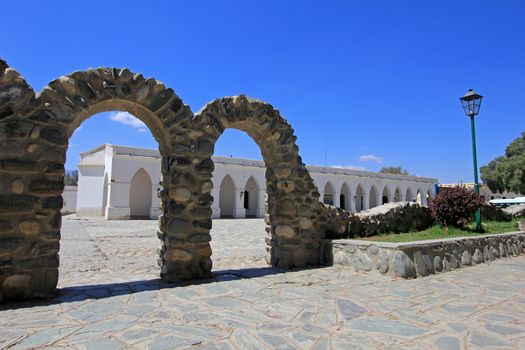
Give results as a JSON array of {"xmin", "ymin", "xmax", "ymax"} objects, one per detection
[{"xmin": 1, "ymin": 217, "xmax": 525, "ymax": 349}]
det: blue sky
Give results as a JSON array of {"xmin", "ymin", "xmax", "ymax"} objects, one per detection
[{"xmin": 1, "ymin": 1, "xmax": 524, "ymax": 183}]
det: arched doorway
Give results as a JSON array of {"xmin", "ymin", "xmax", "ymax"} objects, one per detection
[
  {"xmin": 382, "ymin": 186, "xmax": 390, "ymax": 205},
  {"xmin": 244, "ymin": 177, "xmax": 259, "ymax": 218},
  {"xmin": 394, "ymin": 187, "xmax": 401, "ymax": 202},
  {"xmin": 129, "ymin": 168, "xmax": 152, "ymax": 218},
  {"xmin": 369, "ymin": 185, "xmax": 378, "ymax": 208},
  {"xmin": 219, "ymin": 175, "xmax": 235, "ymax": 218},
  {"xmin": 323, "ymin": 182, "xmax": 334, "ymax": 205},
  {"xmin": 340, "ymin": 183, "xmax": 350, "ymax": 210},
  {"xmin": 355, "ymin": 184, "xmax": 364, "ymax": 212},
  {"xmin": 406, "ymin": 188, "xmax": 414, "ymax": 202}
]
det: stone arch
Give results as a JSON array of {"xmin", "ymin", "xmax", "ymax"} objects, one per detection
[
  {"xmin": 0, "ymin": 62, "xmax": 199, "ymax": 300},
  {"xmin": 219, "ymin": 175, "xmax": 236, "ymax": 218},
  {"xmin": 192, "ymin": 95, "xmax": 324, "ymax": 269},
  {"xmin": 244, "ymin": 176, "xmax": 259, "ymax": 218},
  {"xmin": 340, "ymin": 183, "xmax": 350, "ymax": 210},
  {"xmin": 129, "ymin": 168, "xmax": 153, "ymax": 219},
  {"xmin": 323, "ymin": 182, "xmax": 335, "ymax": 206},
  {"xmin": 406, "ymin": 187, "xmax": 414, "ymax": 202},
  {"xmin": 381, "ymin": 185, "xmax": 391, "ymax": 205},
  {"xmin": 369, "ymin": 185, "xmax": 379, "ymax": 208},
  {"xmin": 355, "ymin": 183, "xmax": 365, "ymax": 212}
]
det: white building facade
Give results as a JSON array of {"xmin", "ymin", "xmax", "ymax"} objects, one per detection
[{"xmin": 76, "ymin": 144, "xmax": 438, "ymax": 220}]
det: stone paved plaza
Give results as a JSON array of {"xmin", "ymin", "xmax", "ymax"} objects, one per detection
[{"xmin": 1, "ymin": 217, "xmax": 525, "ymax": 349}]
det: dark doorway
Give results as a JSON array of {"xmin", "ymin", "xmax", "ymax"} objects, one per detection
[{"xmin": 244, "ymin": 191, "xmax": 250, "ymax": 209}]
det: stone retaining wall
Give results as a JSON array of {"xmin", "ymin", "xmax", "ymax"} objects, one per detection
[{"xmin": 321, "ymin": 231, "xmax": 525, "ymax": 278}]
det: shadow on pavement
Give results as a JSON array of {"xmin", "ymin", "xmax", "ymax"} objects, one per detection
[{"xmin": 0, "ymin": 266, "xmax": 321, "ymax": 310}]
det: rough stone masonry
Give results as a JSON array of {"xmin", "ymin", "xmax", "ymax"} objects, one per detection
[{"xmin": 0, "ymin": 59, "xmax": 343, "ymax": 302}]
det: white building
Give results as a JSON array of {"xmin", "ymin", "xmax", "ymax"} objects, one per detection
[
  {"xmin": 76, "ymin": 144, "xmax": 438, "ymax": 220},
  {"xmin": 440, "ymin": 183, "xmax": 524, "ymax": 202}
]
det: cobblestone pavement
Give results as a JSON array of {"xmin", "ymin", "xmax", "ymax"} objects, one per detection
[{"xmin": 1, "ymin": 217, "xmax": 525, "ymax": 349}]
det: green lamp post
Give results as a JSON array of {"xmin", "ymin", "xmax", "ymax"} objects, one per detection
[{"xmin": 460, "ymin": 89, "xmax": 483, "ymax": 231}]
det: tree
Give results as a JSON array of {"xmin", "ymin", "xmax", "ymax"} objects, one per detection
[
  {"xmin": 481, "ymin": 131, "xmax": 525, "ymax": 194},
  {"xmin": 64, "ymin": 170, "xmax": 78, "ymax": 186},
  {"xmin": 379, "ymin": 166, "xmax": 409, "ymax": 175}
]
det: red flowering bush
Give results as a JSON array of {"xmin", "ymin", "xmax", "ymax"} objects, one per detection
[{"xmin": 429, "ymin": 186, "xmax": 484, "ymax": 228}]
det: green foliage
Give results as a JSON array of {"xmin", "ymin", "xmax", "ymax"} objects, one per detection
[
  {"xmin": 379, "ymin": 166, "xmax": 409, "ymax": 175},
  {"xmin": 64, "ymin": 170, "xmax": 78, "ymax": 186},
  {"xmin": 481, "ymin": 131, "xmax": 525, "ymax": 194},
  {"xmin": 429, "ymin": 185, "xmax": 484, "ymax": 228}
]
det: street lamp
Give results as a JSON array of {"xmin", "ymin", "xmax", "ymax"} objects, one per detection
[{"xmin": 460, "ymin": 89, "xmax": 483, "ymax": 231}]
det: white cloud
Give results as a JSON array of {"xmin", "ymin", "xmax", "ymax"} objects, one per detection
[
  {"xmin": 359, "ymin": 154, "xmax": 383, "ymax": 163},
  {"xmin": 331, "ymin": 165, "xmax": 366, "ymax": 171},
  {"xmin": 109, "ymin": 111, "xmax": 147, "ymax": 132}
]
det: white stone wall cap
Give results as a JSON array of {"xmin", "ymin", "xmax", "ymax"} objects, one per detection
[{"xmin": 329, "ymin": 231, "xmax": 525, "ymax": 248}]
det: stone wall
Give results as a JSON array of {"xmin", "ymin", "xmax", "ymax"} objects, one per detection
[
  {"xmin": 321, "ymin": 202, "xmax": 433, "ymax": 239},
  {"xmin": 0, "ymin": 59, "xmax": 339, "ymax": 302},
  {"xmin": 322, "ymin": 232, "xmax": 525, "ymax": 278}
]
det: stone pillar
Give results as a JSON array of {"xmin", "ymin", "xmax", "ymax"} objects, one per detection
[
  {"xmin": 233, "ymin": 187, "xmax": 246, "ymax": 218},
  {"xmin": 211, "ymin": 187, "xmax": 221, "ymax": 219},
  {"xmin": 421, "ymin": 194, "xmax": 428, "ymax": 206},
  {"xmin": 257, "ymin": 189, "xmax": 266, "ymax": 218},
  {"xmin": 318, "ymin": 190, "xmax": 324, "ymax": 204},
  {"xmin": 377, "ymin": 192, "xmax": 383, "ymax": 207},
  {"xmin": 363, "ymin": 192, "xmax": 370, "ymax": 210},
  {"xmin": 400, "ymin": 193, "xmax": 406, "ymax": 202},
  {"xmin": 106, "ymin": 182, "xmax": 131, "ymax": 220},
  {"xmin": 333, "ymin": 190, "xmax": 341, "ymax": 208},
  {"xmin": 348, "ymin": 195, "xmax": 355, "ymax": 212}
]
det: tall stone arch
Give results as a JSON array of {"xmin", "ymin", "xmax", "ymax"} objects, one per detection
[
  {"xmin": 192, "ymin": 96, "xmax": 325, "ymax": 269},
  {"xmin": 0, "ymin": 62, "xmax": 199, "ymax": 300}
]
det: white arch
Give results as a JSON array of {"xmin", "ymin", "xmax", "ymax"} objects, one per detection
[
  {"xmin": 381, "ymin": 185, "xmax": 391, "ymax": 205},
  {"xmin": 340, "ymin": 182, "xmax": 351, "ymax": 211},
  {"xmin": 244, "ymin": 176, "xmax": 259, "ymax": 218},
  {"xmin": 394, "ymin": 186, "xmax": 402, "ymax": 202},
  {"xmin": 219, "ymin": 175, "xmax": 235, "ymax": 218},
  {"xmin": 406, "ymin": 187, "xmax": 414, "ymax": 202},
  {"xmin": 369, "ymin": 185, "xmax": 379, "ymax": 208},
  {"xmin": 355, "ymin": 183, "xmax": 365, "ymax": 212},
  {"xmin": 323, "ymin": 181, "xmax": 335, "ymax": 205},
  {"xmin": 129, "ymin": 168, "xmax": 152, "ymax": 218}
]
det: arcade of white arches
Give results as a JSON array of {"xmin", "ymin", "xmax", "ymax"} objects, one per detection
[{"xmin": 74, "ymin": 144, "xmax": 436, "ymax": 221}]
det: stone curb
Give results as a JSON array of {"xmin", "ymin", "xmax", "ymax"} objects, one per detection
[{"xmin": 322, "ymin": 231, "xmax": 525, "ymax": 279}]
